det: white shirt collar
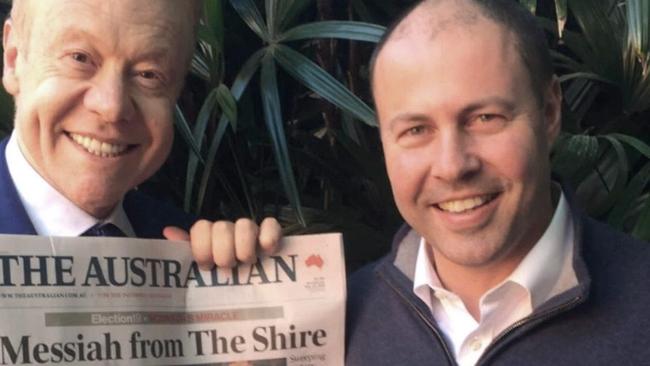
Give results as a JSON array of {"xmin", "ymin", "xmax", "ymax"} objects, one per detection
[
  {"xmin": 5, "ymin": 132, "xmax": 135, "ymax": 237},
  {"xmin": 413, "ymin": 191, "xmax": 577, "ymax": 365},
  {"xmin": 506, "ymin": 192, "xmax": 574, "ymax": 308},
  {"xmin": 414, "ymin": 191, "xmax": 575, "ymax": 308}
]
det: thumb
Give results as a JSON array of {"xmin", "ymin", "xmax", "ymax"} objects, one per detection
[{"xmin": 163, "ymin": 226, "xmax": 191, "ymax": 242}]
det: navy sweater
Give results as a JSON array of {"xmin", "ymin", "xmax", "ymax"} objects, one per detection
[{"xmin": 346, "ymin": 212, "xmax": 650, "ymax": 365}]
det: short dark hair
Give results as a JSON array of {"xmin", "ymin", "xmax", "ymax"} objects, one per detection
[{"xmin": 370, "ymin": 0, "xmax": 554, "ymax": 104}]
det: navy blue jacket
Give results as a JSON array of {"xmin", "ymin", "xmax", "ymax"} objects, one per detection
[
  {"xmin": 0, "ymin": 138, "xmax": 193, "ymax": 238},
  {"xmin": 346, "ymin": 197, "xmax": 650, "ymax": 365}
]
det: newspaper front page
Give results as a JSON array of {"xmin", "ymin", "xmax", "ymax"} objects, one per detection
[{"xmin": 0, "ymin": 233, "xmax": 345, "ymax": 366}]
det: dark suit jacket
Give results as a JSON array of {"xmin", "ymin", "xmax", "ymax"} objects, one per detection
[{"xmin": 0, "ymin": 137, "xmax": 194, "ymax": 238}]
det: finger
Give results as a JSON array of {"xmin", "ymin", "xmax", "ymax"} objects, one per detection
[
  {"xmin": 259, "ymin": 217, "xmax": 282, "ymax": 255},
  {"xmin": 162, "ymin": 226, "xmax": 190, "ymax": 242},
  {"xmin": 212, "ymin": 221, "xmax": 237, "ymax": 268},
  {"xmin": 189, "ymin": 220, "xmax": 214, "ymax": 270},
  {"xmin": 235, "ymin": 218, "xmax": 259, "ymax": 264}
]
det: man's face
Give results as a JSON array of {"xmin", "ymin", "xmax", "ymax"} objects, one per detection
[
  {"xmin": 374, "ymin": 12, "xmax": 561, "ymax": 270},
  {"xmin": 2, "ymin": 0, "xmax": 194, "ymax": 218}
]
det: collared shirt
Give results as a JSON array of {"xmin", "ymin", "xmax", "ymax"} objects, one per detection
[
  {"xmin": 5, "ymin": 133, "xmax": 135, "ymax": 237},
  {"xmin": 413, "ymin": 192, "xmax": 578, "ymax": 366}
]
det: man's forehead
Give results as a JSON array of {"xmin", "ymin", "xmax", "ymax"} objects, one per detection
[
  {"xmin": 389, "ymin": 0, "xmax": 484, "ymax": 44},
  {"xmin": 23, "ymin": 0, "xmax": 194, "ymax": 54},
  {"xmin": 19, "ymin": 0, "xmax": 198, "ymax": 34},
  {"xmin": 31, "ymin": 1, "xmax": 189, "ymax": 25}
]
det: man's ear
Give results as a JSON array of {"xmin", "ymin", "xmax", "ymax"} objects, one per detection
[
  {"xmin": 3, "ymin": 19, "xmax": 20, "ymax": 96},
  {"xmin": 543, "ymin": 75, "xmax": 562, "ymax": 146}
]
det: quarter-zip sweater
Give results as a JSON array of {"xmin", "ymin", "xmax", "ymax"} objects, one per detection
[{"xmin": 346, "ymin": 197, "xmax": 650, "ymax": 365}]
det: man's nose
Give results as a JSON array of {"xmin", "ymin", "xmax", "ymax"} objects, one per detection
[
  {"xmin": 84, "ymin": 67, "xmax": 134, "ymax": 124},
  {"xmin": 430, "ymin": 129, "xmax": 481, "ymax": 182}
]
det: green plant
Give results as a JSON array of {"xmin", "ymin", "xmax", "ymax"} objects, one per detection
[
  {"xmin": 155, "ymin": 0, "xmax": 650, "ymax": 271},
  {"xmin": 524, "ymin": 0, "xmax": 650, "ymax": 240},
  {"xmin": 178, "ymin": 0, "xmax": 383, "ymax": 225}
]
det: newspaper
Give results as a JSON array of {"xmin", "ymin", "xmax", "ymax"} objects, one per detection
[{"xmin": 0, "ymin": 233, "xmax": 345, "ymax": 366}]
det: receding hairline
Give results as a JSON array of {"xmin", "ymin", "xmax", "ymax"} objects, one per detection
[
  {"xmin": 370, "ymin": 0, "xmax": 484, "ymax": 91},
  {"xmin": 388, "ymin": 0, "xmax": 480, "ymax": 43},
  {"xmin": 370, "ymin": 0, "xmax": 554, "ymax": 107}
]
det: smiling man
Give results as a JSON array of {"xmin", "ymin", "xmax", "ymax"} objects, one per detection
[
  {"xmin": 346, "ymin": 0, "xmax": 650, "ymax": 365},
  {"xmin": 0, "ymin": 0, "xmax": 280, "ymax": 268}
]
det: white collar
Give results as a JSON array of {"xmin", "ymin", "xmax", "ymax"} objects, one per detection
[
  {"xmin": 5, "ymin": 132, "xmax": 135, "ymax": 237},
  {"xmin": 413, "ymin": 191, "xmax": 577, "ymax": 365},
  {"xmin": 414, "ymin": 190, "xmax": 577, "ymax": 311},
  {"xmin": 506, "ymin": 192, "xmax": 575, "ymax": 307}
]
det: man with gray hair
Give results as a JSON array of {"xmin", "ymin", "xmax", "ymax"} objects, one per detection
[
  {"xmin": 0, "ymin": 0, "xmax": 281, "ymax": 267},
  {"xmin": 346, "ymin": 0, "xmax": 650, "ymax": 364}
]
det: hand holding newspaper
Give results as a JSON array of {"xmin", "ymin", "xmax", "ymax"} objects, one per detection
[{"xmin": 0, "ymin": 233, "xmax": 345, "ymax": 366}]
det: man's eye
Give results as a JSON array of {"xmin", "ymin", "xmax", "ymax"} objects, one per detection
[
  {"xmin": 138, "ymin": 70, "xmax": 159, "ymax": 80},
  {"xmin": 70, "ymin": 52, "xmax": 90, "ymax": 64},
  {"xmin": 134, "ymin": 69, "xmax": 167, "ymax": 91},
  {"xmin": 467, "ymin": 113, "xmax": 508, "ymax": 133},
  {"xmin": 478, "ymin": 114, "xmax": 498, "ymax": 122},
  {"xmin": 406, "ymin": 125, "xmax": 427, "ymax": 135}
]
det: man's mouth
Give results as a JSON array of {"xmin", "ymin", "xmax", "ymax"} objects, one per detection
[
  {"xmin": 68, "ymin": 132, "xmax": 132, "ymax": 158},
  {"xmin": 436, "ymin": 193, "xmax": 499, "ymax": 213}
]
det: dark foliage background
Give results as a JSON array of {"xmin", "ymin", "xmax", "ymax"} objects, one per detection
[{"xmin": 0, "ymin": 0, "xmax": 648, "ymax": 272}]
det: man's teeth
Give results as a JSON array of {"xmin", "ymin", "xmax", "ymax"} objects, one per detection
[
  {"xmin": 437, "ymin": 194, "xmax": 495, "ymax": 213},
  {"xmin": 69, "ymin": 133, "xmax": 128, "ymax": 157}
]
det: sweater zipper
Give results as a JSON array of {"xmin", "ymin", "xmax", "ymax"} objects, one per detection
[
  {"xmin": 476, "ymin": 295, "xmax": 584, "ymax": 365},
  {"xmin": 379, "ymin": 271, "xmax": 457, "ymax": 366}
]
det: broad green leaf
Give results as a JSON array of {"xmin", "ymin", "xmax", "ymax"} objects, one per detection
[
  {"xmin": 194, "ymin": 24, "xmax": 225, "ymax": 86},
  {"xmin": 607, "ymin": 161, "xmax": 650, "ymax": 229},
  {"xmin": 229, "ymin": 0, "xmax": 269, "ymax": 42},
  {"xmin": 231, "ymin": 49, "xmax": 266, "ymax": 99},
  {"xmin": 260, "ymin": 54, "xmax": 306, "ymax": 226},
  {"xmin": 563, "ymin": 78, "xmax": 601, "ymax": 126},
  {"xmin": 590, "ymin": 136, "xmax": 631, "ymax": 216},
  {"xmin": 184, "ymin": 88, "xmax": 219, "ymax": 211},
  {"xmin": 519, "ymin": 0, "xmax": 537, "ymax": 14},
  {"xmin": 558, "ymin": 72, "xmax": 614, "ymax": 84},
  {"xmin": 266, "ymin": 0, "xmax": 310, "ymax": 38},
  {"xmin": 625, "ymin": 0, "xmax": 650, "ymax": 112},
  {"xmin": 342, "ymin": 111, "xmax": 362, "ymax": 145},
  {"xmin": 203, "ymin": 0, "xmax": 225, "ymax": 47},
  {"xmin": 197, "ymin": 24, "xmax": 221, "ymax": 54},
  {"xmin": 536, "ymin": 17, "xmax": 596, "ymax": 75},
  {"xmin": 554, "ymin": 0, "xmax": 568, "ymax": 38},
  {"xmin": 196, "ymin": 115, "xmax": 235, "ymax": 213},
  {"xmin": 281, "ymin": 21, "xmax": 386, "ymax": 43},
  {"xmin": 192, "ymin": 88, "xmax": 219, "ymax": 143},
  {"xmin": 190, "ymin": 51, "xmax": 211, "ymax": 81},
  {"xmin": 173, "ymin": 106, "xmax": 203, "ymax": 164},
  {"xmin": 627, "ymin": 0, "xmax": 650, "ymax": 57},
  {"xmin": 550, "ymin": 50, "xmax": 583, "ymax": 72},
  {"xmin": 610, "ymin": 133, "xmax": 650, "ymax": 159},
  {"xmin": 551, "ymin": 133, "xmax": 600, "ymax": 183},
  {"xmin": 568, "ymin": 0, "xmax": 623, "ymax": 78},
  {"xmin": 273, "ymin": 44, "xmax": 377, "ymax": 127},
  {"xmin": 194, "ymin": 50, "xmax": 264, "ymax": 212},
  {"xmin": 277, "ymin": 0, "xmax": 310, "ymax": 31},
  {"xmin": 265, "ymin": 0, "xmax": 279, "ymax": 39},
  {"xmin": 215, "ymin": 84, "xmax": 238, "ymax": 130},
  {"xmin": 197, "ymin": 133, "xmax": 254, "ymax": 217}
]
